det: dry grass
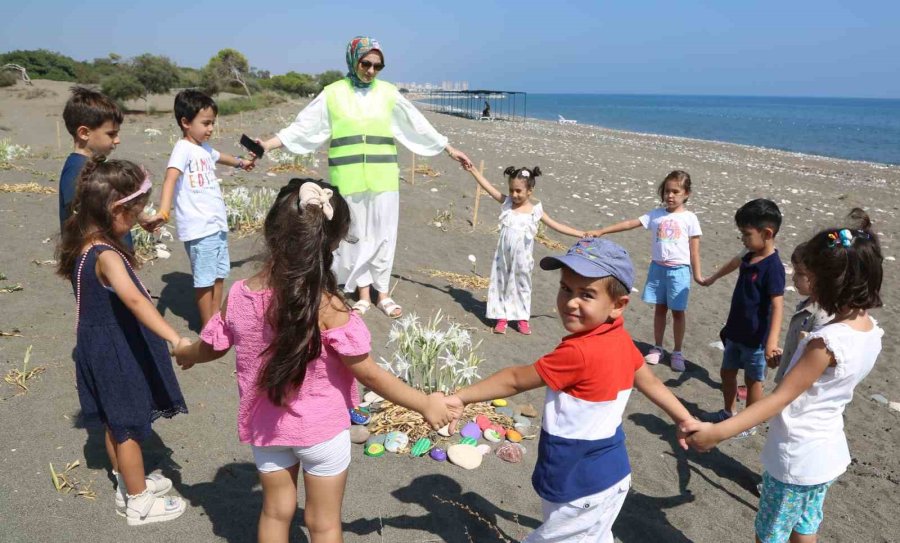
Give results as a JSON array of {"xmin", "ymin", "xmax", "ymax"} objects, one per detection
[
  {"xmin": 0, "ymin": 328, "xmax": 23, "ymax": 337},
  {"xmin": 0, "ymin": 283, "xmax": 23, "ymax": 293},
  {"xmin": 420, "ymin": 268, "xmax": 490, "ymax": 289},
  {"xmin": 433, "ymin": 495, "xmax": 516, "ymax": 542},
  {"xmin": 0, "ymin": 182, "xmax": 55, "ymax": 194},
  {"xmin": 367, "ymin": 401, "xmax": 514, "ymax": 444},
  {"xmin": 414, "ymin": 163, "xmax": 441, "ymax": 177},
  {"xmin": 4, "ymin": 345, "xmax": 45, "ymax": 392},
  {"xmin": 50, "ymin": 460, "xmax": 96, "ymax": 500}
]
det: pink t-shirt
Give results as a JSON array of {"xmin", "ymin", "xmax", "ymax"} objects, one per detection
[{"xmin": 200, "ymin": 280, "xmax": 365, "ymax": 447}]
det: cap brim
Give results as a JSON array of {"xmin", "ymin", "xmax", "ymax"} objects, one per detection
[{"xmin": 540, "ymin": 255, "xmax": 613, "ymax": 280}]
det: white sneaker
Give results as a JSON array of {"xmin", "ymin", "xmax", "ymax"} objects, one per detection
[
  {"xmin": 126, "ymin": 488, "xmax": 186, "ymax": 526},
  {"xmin": 115, "ymin": 471, "xmax": 173, "ymax": 517},
  {"xmin": 644, "ymin": 347, "xmax": 663, "ymax": 365}
]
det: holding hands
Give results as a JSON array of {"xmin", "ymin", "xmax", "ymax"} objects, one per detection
[{"xmin": 422, "ymin": 392, "xmax": 464, "ymax": 429}]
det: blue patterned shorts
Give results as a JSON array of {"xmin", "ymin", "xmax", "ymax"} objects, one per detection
[{"xmin": 755, "ymin": 471, "xmax": 834, "ymax": 542}]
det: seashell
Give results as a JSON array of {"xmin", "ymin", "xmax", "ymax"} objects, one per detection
[
  {"xmin": 476, "ymin": 444, "xmax": 492, "ymax": 455},
  {"xmin": 495, "ymin": 442, "xmax": 524, "ymax": 463}
]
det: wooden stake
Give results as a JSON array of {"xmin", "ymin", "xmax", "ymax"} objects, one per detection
[
  {"xmin": 472, "ymin": 160, "xmax": 484, "ymax": 228},
  {"xmin": 56, "ymin": 120, "xmax": 61, "ymax": 150},
  {"xmin": 240, "ymin": 111, "xmax": 244, "ymax": 130},
  {"xmin": 410, "ymin": 153, "xmax": 415, "ymax": 186}
]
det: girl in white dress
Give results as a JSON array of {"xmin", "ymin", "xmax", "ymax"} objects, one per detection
[{"xmin": 465, "ymin": 164, "xmax": 586, "ymax": 335}]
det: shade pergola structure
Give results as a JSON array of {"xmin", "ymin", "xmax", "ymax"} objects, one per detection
[{"xmin": 416, "ymin": 90, "xmax": 527, "ymax": 122}]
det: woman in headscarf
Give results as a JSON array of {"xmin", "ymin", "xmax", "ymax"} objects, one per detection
[{"xmin": 258, "ymin": 36, "xmax": 472, "ymax": 318}]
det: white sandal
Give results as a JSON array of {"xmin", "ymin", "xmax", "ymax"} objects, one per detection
[
  {"xmin": 351, "ymin": 299, "xmax": 371, "ymax": 315},
  {"xmin": 115, "ymin": 470, "xmax": 172, "ymax": 517},
  {"xmin": 126, "ymin": 488, "xmax": 186, "ymax": 526},
  {"xmin": 377, "ymin": 297, "xmax": 402, "ymax": 319}
]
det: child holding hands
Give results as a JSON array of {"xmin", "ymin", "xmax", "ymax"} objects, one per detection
[
  {"xmin": 446, "ymin": 238, "xmax": 693, "ymax": 543},
  {"xmin": 465, "ymin": 164, "xmax": 586, "ymax": 335},
  {"xmin": 174, "ymin": 179, "xmax": 454, "ymax": 543},
  {"xmin": 587, "ymin": 170, "xmax": 702, "ymax": 370}
]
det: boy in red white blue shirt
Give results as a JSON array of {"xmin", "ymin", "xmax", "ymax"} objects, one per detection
[{"xmin": 448, "ymin": 238, "xmax": 694, "ymax": 542}]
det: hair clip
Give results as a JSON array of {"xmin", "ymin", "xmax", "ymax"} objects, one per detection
[
  {"xmin": 519, "ymin": 169, "xmax": 530, "ymax": 178},
  {"xmin": 827, "ymin": 229, "xmax": 853, "ymax": 248}
]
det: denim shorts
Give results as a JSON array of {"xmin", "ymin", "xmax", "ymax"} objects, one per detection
[
  {"xmin": 722, "ymin": 339, "xmax": 767, "ymax": 381},
  {"xmin": 642, "ymin": 262, "xmax": 691, "ymax": 311},
  {"xmin": 183, "ymin": 231, "xmax": 230, "ymax": 288},
  {"xmin": 251, "ymin": 429, "xmax": 351, "ymax": 476},
  {"xmin": 756, "ymin": 471, "xmax": 834, "ymax": 542}
]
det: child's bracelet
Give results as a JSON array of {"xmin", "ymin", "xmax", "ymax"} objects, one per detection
[
  {"xmin": 160, "ymin": 210, "xmax": 170, "ymax": 223},
  {"xmin": 234, "ymin": 157, "xmax": 245, "ymax": 169}
]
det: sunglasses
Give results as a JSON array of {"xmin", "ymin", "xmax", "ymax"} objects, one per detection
[{"xmin": 359, "ymin": 60, "xmax": 385, "ymax": 71}]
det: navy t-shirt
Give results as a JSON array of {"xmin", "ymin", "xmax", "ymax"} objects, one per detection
[
  {"xmin": 721, "ymin": 250, "xmax": 786, "ymax": 348},
  {"xmin": 58, "ymin": 153, "xmax": 133, "ymax": 248}
]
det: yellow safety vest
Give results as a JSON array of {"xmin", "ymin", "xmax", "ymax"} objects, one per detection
[{"xmin": 324, "ymin": 78, "xmax": 399, "ymax": 195}]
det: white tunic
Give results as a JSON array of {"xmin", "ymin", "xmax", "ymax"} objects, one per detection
[
  {"xmin": 276, "ymin": 84, "xmax": 448, "ymax": 293},
  {"xmin": 486, "ymin": 197, "xmax": 543, "ymax": 321},
  {"xmin": 761, "ymin": 319, "xmax": 883, "ymax": 485}
]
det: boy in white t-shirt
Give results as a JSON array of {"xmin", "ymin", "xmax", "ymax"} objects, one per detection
[
  {"xmin": 588, "ymin": 170, "xmax": 703, "ymax": 371},
  {"xmin": 148, "ymin": 90, "xmax": 255, "ymax": 325}
]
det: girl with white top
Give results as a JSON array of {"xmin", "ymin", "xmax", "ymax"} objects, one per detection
[
  {"xmin": 465, "ymin": 164, "xmax": 586, "ymax": 335},
  {"xmin": 256, "ymin": 36, "xmax": 471, "ymax": 320},
  {"xmin": 587, "ymin": 170, "xmax": 703, "ymax": 371},
  {"xmin": 687, "ymin": 211, "xmax": 884, "ymax": 543}
]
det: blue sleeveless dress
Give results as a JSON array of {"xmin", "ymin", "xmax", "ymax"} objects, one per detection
[{"xmin": 72, "ymin": 245, "xmax": 187, "ymax": 443}]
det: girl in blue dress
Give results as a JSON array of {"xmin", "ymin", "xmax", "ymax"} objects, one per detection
[{"xmin": 57, "ymin": 158, "xmax": 188, "ymax": 526}]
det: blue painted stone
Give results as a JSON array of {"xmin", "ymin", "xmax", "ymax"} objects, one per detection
[
  {"xmin": 430, "ymin": 447, "xmax": 447, "ymax": 462},
  {"xmin": 460, "ymin": 422, "xmax": 481, "ymax": 439}
]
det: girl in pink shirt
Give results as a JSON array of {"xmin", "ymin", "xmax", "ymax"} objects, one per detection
[{"xmin": 175, "ymin": 178, "xmax": 453, "ymax": 543}]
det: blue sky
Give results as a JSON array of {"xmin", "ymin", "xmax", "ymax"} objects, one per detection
[{"xmin": 2, "ymin": 0, "xmax": 898, "ymax": 98}]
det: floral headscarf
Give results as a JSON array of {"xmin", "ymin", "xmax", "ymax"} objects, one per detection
[{"xmin": 346, "ymin": 36, "xmax": 383, "ymax": 89}]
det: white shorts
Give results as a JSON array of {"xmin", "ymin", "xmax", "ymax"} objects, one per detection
[
  {"xmin": 251, "ymin": 429, "xmax": 351, "ymax": 477},
  {"xmin": 524, "ymin": 475, "xmax": 631, "ymax": 543}
]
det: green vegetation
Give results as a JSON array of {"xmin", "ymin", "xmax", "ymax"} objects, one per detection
[
  {"xmin": 0, "ymin": 71, "xmax": 16, "ymax": 87},
  {"xmin": 217, "ymin": 92, "xmax": 286, "ymax": 116}
]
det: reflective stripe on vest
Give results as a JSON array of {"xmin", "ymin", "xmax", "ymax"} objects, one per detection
[{"xmin": 325, "ymin": 79, "xmax": 399, "ymax": 195}]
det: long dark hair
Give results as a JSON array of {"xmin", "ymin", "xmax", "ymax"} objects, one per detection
[
  {"xmin": 56, "ymin": 158, "xmax": 147, "ymax": 280},
  {"xmin": 800, "ymin": 208, "xmax": 882, "ymax": 315},
  {"xmin": 259, "ymin": 178, "xmax": 352, "ymax": 406}
]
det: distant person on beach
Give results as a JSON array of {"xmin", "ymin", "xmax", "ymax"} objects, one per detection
[
  {"xmin": 144, "ymin": 90, "xmax": 256, "ymax": 326},
  {"xmin": 699, "ymin": 199, "xmax": 785, "ymax": 437},
  {"xmin": 464, "ymin": 164, "xmax": 587, "ymax": 335},
  {"xmin": 254, "ymin": 36, "xmax": 473, "ymax": 320},
  {"xmin": 482, "ymin": 100, "xmax": 491, "ymax": 118},
  {"xmin": 587, "ymin": 170, "xmax": 703, "ymax": 371},
  {"xmin": 444, "ymin": 237, "xmax": 694, "ymax": 543},
  {"xmin": 57, "ymin": 158, "xmax": 189, "ymax": 525},
  {"xmin": 173, "ymin": 179, "xmax": 455, "ymax": 542},
  {"xmin": 687, "ymin": 210, "xmax": 883, "ymax": 543},
  {"xmin": 58, "ymin": 87, "xmax": 136, "ymax": 248}
]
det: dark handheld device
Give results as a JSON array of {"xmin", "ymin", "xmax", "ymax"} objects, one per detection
[{"xmin": 240, "ymin": 134, "xmax": 265, "ymax": 158}]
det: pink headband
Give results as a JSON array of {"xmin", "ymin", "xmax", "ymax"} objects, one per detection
[{"xmin": 114, "ymin": 171, "xmax": 152, "ymax": 206}]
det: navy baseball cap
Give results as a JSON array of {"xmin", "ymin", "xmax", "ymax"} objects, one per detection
[{"xmin": 540, "ymin": 238, "xmax": 635, "ymax": 291}]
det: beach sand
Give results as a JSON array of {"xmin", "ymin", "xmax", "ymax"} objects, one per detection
[{"xmin": 1, "ymin": 80, "xmax": 898, "ymax": 542}]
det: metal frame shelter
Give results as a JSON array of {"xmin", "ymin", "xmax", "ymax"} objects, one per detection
[{"xmin": 414, "ymin": 90, "xmax": 527, "ymax": 122}]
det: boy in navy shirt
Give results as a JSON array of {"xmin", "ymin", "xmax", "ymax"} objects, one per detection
[
  {"xmin": 446, "ymin": 238, "xmax": 693, "ymax": 542},
  {"xmin": 58, "ymin": 87, "xmax": 133, "ymax": 247},
  {"xmin": 701, "ymin": 199, "xmax": 785, "ymax": 437}
]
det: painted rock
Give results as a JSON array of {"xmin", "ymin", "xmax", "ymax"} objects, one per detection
[
  {"xmin": 364, "ymin": 443, "xmax": 385, "ymax": 457},
  {"xmin": 447, "ymin": 444, "xmax": 483, "ymax": 470},
  {"xmin": 513, "ymin": 415, "xmax": 531, "ymax": 427},
  {"xmin": 437, "ymin": 424, "xmax": 453, "ymax": 437},
  {"xmin": 475, "ymin": 415, "xmax": 492, "ymax": 430},
  {"xmin": 460, "ymin": 422, "xmax": 481, "ymax": 439},
  {"xmin": 506, "ymin": 429, "xmax": 523, "ymax": 443},
  {"xmin": 349, "ymin": 408, "xmax": 370, "ymax": 425},
  {"xmin": 384, "ymin": 431, "xmax": 409, "ymax": 453},
  {"xmin": 459, "ymin": 436, "xmax": 478, "ymax": 446},
  {"xmin": 495, "ymin": 406, "xmax": 515, "ymax": 418},
  {"xmin": 514, "ymin": 422, "xmax": 532, "ymax": 434},
  {"xmin": 350, "ymin": 425, "xmax": 370, "ymax": 444},
  {"xmin": 483, "ymin": 428, "xmax": 502, "ymax": 443},
  {"xmin": 488, "ymin": 424, "xmax": 507, "ymax": 437},
  {"xmin": 430, "ymin": 447, "xmax": 447, "ymax": 462},
  {"xmin": 363, "ymin": 391, "xmax": 384, "ymax": 404},
  {"xmin": 491, "ymin": 399, "xmax": 508, "ymax": 407},
  {"xmin": 476, "ymin": 444, "xmax": 492, "ymax": 455},
  {"xmin": 365, "ymin": 434, "xmax": 386, "ymax": 448},
  {"xmin": 517, "ymin": 403, "xmax": 538, "ymax": 418},
  {"xmin": 495, "ymin": 442, "xmax": 524, "ymax": 463},
  {"xmin": 410, "ymin": 438, "xmax": 433, "ymax": 457}
]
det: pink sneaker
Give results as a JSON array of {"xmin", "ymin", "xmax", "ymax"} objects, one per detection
[
  {"xmin": 493, "ymin": 319, "xmax": 508, "ymax": 334},
  {"xmin": 644, "ymin": 347, "xmax": 663, "ymax": 365},
  {"xmin": 516, "ymin": 321, "xmax": 532, "ymax": 335}
]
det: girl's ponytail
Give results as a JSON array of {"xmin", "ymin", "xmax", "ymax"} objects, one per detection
[
  {"xmin": 503, "ymin": 166, "xmax": 517, "ymax": 177},
  {"xmin": 259, "ymin": 179, "xmax": 352, "ymax": 406}
]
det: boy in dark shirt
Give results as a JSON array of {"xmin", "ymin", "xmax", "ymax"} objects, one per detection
[
  {"xmin": 58, "ymin": 87, "xmax": 133, "ymax": 247},
  {"xmin": 701, "ymin": 199, "xmax": 785, "ymax": 437}
]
